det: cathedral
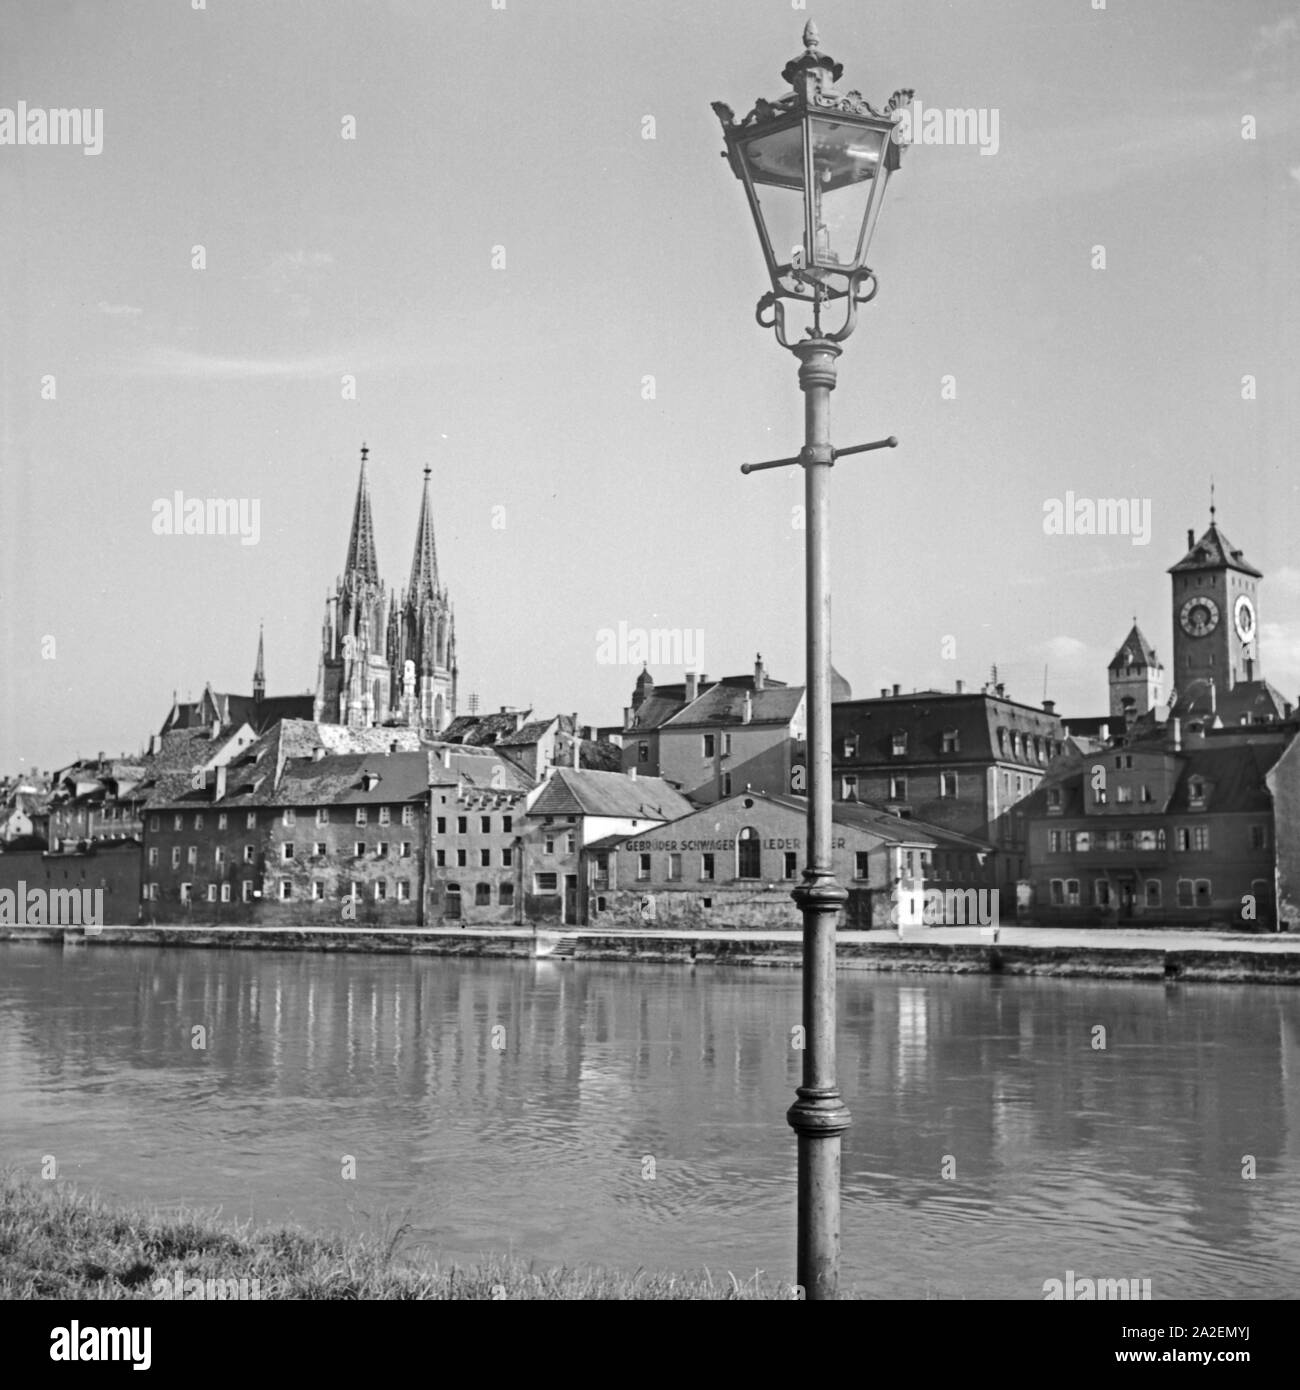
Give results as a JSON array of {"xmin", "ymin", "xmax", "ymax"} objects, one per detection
[{"xmin": 314, "ymin": 444, "xmax": 457, "ymax": 736}]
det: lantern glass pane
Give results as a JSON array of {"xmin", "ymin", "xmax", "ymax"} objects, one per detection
[
  {"xmin": 749, "ymin": 176, "xmax": 808, "ymax": 282},
  {"xmin": 809, "ymin": 118, "xmax": 888, "ymax": 270},
  {"xmin": 741, "ymin": 123, "xmax": 806, "ymax": 190}
]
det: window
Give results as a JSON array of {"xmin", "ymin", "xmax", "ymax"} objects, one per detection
[
  {"xmin": 310, "ymin": 842, "xmax": 324, "ymax": 858},
  {"xmin": 217, "ymin": 813, "xmax": 227, "ymax": 830},
  {"xmin": 456, "ymin": 849, "xmax": 467, "ymax": 868},
  {"xmin": 1195, "ymin": 878, "xmax": 1212, "ymax": 908},
  {"xmin": 889, "ymin": 775, "xmax": 908, "ymax": 801},
  {"xmin": 1140, "ymin": 785, "xmax": 1153, "ymax": 804},
  {"xmin": 637, "ymin": 854, "xmax": 651, "ymax": 881},
  {"xmin": 311, "ymin": 881, "xmax": 325, "ymax": 900},
  {"xmin": 400, "ymin": 841, "xmax": 412, "ymax": 858},
  {"xmin": 214, "ymin": 846, "xmax": 225, "ymax": 866},
  {"xmin": 397, "ymin": 880, "xmax": 410, "ymax": 901},
  {"xmin": 147, "ymin": 847, "xmax": 158, "ymax": 867},
  {"xmin": 1048, "ymin": 830, "xmax": 1061, "ymax": 853},
  {"xmin": 737, "ymin": 827, "xmax": 761, "ymax": 879},
  {"xmin": 536, "ymin": 872, "xmax": 558, "ymax": 892},
  {"xmin": 279, "ymin": 881, "xmax": 293, "ymax": 900},
  {"xmin": 473, "ymin": 882, "xmax": 491, "ymax": 906},
  {"xmin": 1188, "ymin": 779, "xmax": 1206, "ymax": 808},
  {"xmin": 841, "ymin": 774, "xmax": 859, "ymax": 802},
  {"xmin": 356, "ymin": 808, "xmax": 368, "ymax": 826},
  {"xmin": 501, "ymin": 847, "xmax": 513, "ymax": 867},
  {"xmin": 783, "ymin": 851, "xmax": 798, "ymax": 880},
  {"xmin": 316, "ymin": 808, "xmax": 329, "ymax": 826},
  {"xmin": 1116, "ymin": 785, "xmax": 1132, "ymax": 804},
  {"xmin": 150, "ymin": 816, "xmax": 159, "ymax": 831},
  {"xmin": 1176, "ymin": 828, "xmax": 1190, "ymax": 852},
  {"xmin": 503, "ymin": 816, "xmax": 512, "ymax": 833},
  {"xmin": 180, "ymin": 882, "xmax": 191, "ymax": 903},
  {"xmin": 941, "ymin": 729, "xmax": 959, "ymax": 754},
  {"xmin": 355, "ymin": 841, "xmax": 366, "ymax": 858},
  {"xmin": 1145, "ymin": 879, "xmax": 1161, "ymax": 907},
  {"xmin": 1176, "ymin": 878, "xmax": 1194, "ymax": 908},
  {"xmin": 1192, "ymin": 826, "xmax": 1209, "ymax": 852},
  {"xmin": 892, "ymin": 731, "xmax": 907, "ymax": 756},
  {"xmin": 206, "ymin": 883, "xmax": 217, "ymax": 902},
  {"xmin": 638, "ymin": 741, "xmax": 649, "ymax": 762},
  {"xmin": 842, "ymin": 735, "xmax": 857, "ymax": 758},
  {"xmin": 940, "ymin": 771, "xmax": 957, "ymax": 798},
  {"xmin": 246, "ymin": 812, "xmax": 257, "ymax": 829},
  {"xmin": 1074, "ymin": 830, "xmax": 1091, "ymax": 851},
  {"xmin": 721, "ymin": 772, "xmax": 732, "ymax": 796},
  {"xmin": 703, "ymin": 734, "xmax": 715, "ymax": 758},
  {"xmin": 1094, "ymin": 783, "xmax": 1107, "ymax": 805},
  {"xmin": 374, "ymin": 880, "xmax": 387, "ymax": 901},
  {"xmin": 1251, "ymin": 825, "xmax": 1268, "ymax": 850},
  {"xmin": 401, "ymin": 806, "xmax": 414, "ymax": 826},
  {"xmin": 499, "ymin": 883, "xmax": 514, "ymax": 906},
  {"xmin": 282, "ymin": 809, "xmax": 294, "ymax": 826},
  {"xmin": 436, "ymin": 850, "xmax": 446, "ymax": 867},
  {"xmin": 1050, "ymin": 879, "xmax": 1065, "ymax": 906},
  {"xmin": 701, "ymin": 853, "xmax": 715, "ymax": 881},
  {"xmin": 480, "ymin": 848, "xmax": 491, "ymax": 867},
  {"xmin": 187, "ymin": 846, "xmax": 197, "ymax": 866},
  {"xmin": 220, "ymin": 882, "xmax": 232, "ymax": 902},
  {"xmin": 544, "ymin": 834, "xmax": 555, "ymax": 854},
  {"xmin": 855, "ymin": 851, "xmax": 869, "ymax": 880},
  {"xmin": 173, "ymin": 814, "xmax": 183, "ymax": 831},
  {"xmin": 720, "ymin": 733, "xmax": 731, "ymax": 756},
  {"xmin": 667, "ymin": 853, "xmax": 682, "ymax": 881},
  {"xmin": 1065, "ymin": 880, "xmax": 1080, "ymax": 906},
  {"xmin": 1047, "ymin": 789, "xmax": 1061, "ymax": 809},
  {"xmin": 1094, "ymin": 880, "xmax": 1111, "ymax": 907},
  {"xmin": 282, "ymin": 843, "xmax": 295, "ymax": 861},
  {"xmin": 566, "ymin": 833, "xmax": 576, "ymax": 854},
  {"xmin": 476, "ymin": 815, "xmax": 490, "ymax": 834},
  {"xmin": 244, "ymin": 844, "xmax": 255, "ymax": 863},
  {"xmin": 378, "ymin": 806, "xmax": 391, "ymax": 826},
  {"xmin": 242, "ymin": 881, "xmax": 253, "ymax": 902},
  {"xmin": 436, "ymin": 816, "xmax": 446, "ymax": 834}
]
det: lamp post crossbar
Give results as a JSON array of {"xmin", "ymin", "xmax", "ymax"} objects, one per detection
[{"xmin": 740, "ymin": 434, "xmax": 898, "ymax": 475}]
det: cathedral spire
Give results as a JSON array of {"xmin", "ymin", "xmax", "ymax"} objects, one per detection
[
  {"xmin": 253, "ymin": 621, "xmax": 266, "ymax": 703},
  {"xmin": 407, "ymin": 464, "xmax": 439, "ymax": 602},
  {"xmin": 344, "ymin": 443, "xmax": 380, "ymax": 583}
]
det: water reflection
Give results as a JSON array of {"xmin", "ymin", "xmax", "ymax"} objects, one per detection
[{"xmin": 1, "ymin": 944, "xmax": 1297, "ymax": 1298}]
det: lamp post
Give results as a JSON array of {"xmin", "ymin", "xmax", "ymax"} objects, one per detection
[{"xmin": 714, "ymin": 21, "xmax": 912, "ymax": 1300}]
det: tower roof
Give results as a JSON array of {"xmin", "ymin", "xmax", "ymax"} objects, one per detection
[
  {"xmin": 1108, "ymin": 623, "xmax": 1161, "ymax": 672},
  {"xmin": 1168, "ymin": 521, "xmax": 1262, "ymax": 578},
  {"xmin": 253, "ymin": 622, "xmax": 266, "ymax": 688},
  {"xmin": 407, "ymin": 465, "xmax": 439, "ymax": 602},
  {"xmin": 344, "ymin": 444, "xmax": 380, "ymax": 583}
]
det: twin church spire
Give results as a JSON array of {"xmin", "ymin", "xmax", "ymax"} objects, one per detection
[{"xmin": 314, "ymin": 444, "xmax": 457, "ymax": 735}]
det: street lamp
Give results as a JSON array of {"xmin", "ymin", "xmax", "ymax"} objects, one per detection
[{"xmin": 714, "ymin": 21, "xmax": 913, "ymax": 1300}]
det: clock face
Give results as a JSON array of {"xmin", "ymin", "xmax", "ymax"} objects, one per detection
[
  {"xmin": 1179, "ymin": 595, "xmax": 1220, "ymax": 637},
  {"xmin": 1234, "ymin": 594, "xmax": 1256, "ymax": 643}
]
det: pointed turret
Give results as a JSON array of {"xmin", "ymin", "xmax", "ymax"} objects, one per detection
[
  {"xmin": 253, "ymin": 622, "xmax": 266, "ymax": 704},
  {"xmin": 344, "ymin": 443, "xmax": 380, "ymax": 584},
  {"xmin": 407, "ymin": 465, "xmax": 439, "ymax": 602}
]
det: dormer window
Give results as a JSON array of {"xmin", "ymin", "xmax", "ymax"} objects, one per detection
[
  {"xmin": 891, "ymin": 731, "xmax": 907, "ymax": 757},
  {"xmin": 1188, "ymin": 779, "xmax": 1206, "ymax": 809},
  {"xmin": 941, "ymin": 729, "xmax": 959, "ymax": 755}
]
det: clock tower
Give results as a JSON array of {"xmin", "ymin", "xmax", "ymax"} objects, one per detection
[{"xmin": 1167, "ymin": 509, "xmax": 1284, "ymax": 723}]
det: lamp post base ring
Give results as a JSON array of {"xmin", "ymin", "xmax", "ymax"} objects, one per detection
[{"xmin": 787, "ymin": 1087, "xmax": 852, "ymax": 1135}]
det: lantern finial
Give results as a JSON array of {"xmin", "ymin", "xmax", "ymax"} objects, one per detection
[{"xmin": 803, "ymin": 20, "xmax": 820, "ymax": 51}]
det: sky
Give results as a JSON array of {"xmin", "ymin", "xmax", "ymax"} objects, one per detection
[{"xmin": 1, "ymin": 0, "xmax": 1298, "ymax": 773}]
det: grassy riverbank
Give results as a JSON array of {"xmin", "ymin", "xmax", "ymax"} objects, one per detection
[{"xmin": 0, "ymin": 1176, "xmax": 797, "ymax": 1300}]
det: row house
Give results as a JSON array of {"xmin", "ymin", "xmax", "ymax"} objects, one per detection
[
  {"xmin": 587, "ymin": 789, "xmax": 995, "ymax": 930},
  {"xmin": 521, "ymin": 768, "xmax": 694, "ymax": 925},
  {"xmin": 1022, "ymin": 719, "xmax": 1298, "ymax": 928},
  {"xmin": 833, "ymin": 684, "xmax": 1067, "ymax": 906},
  {"xmin": 46, "ymin": 756, "xmax": 150, "ymax": 848},
  {"xmin": 426, "ymin": 743, "xmax": 535, "ymax": 925}
]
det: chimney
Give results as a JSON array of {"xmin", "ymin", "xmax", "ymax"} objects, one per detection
[
  {"xmin": 147, "ymin": 734, "xmax": 156, "ymax": 757},
  {"xmin": 442, "ymin": 747, "xmax": 451, "ymax": 769},
  {"xmin": 1171, "ymin": 716, "xmax": 1181, "ymax": 752},
  {"xmin": 880, "ymin": 688, "xmax": 888, "ymax": 699},
  {"xmin": 754, "ymin": 654, "xmax": 766, "ymax": 691},
  {"xmin": 215, "ymin": 765, "xmax": 227, "ymax": 800},
  {"xmin": 685, "ymin": 671, "xmax": 698, "ymax": 702},
  {"xmin": 1100, "ymin": 722, "xmax": 1110, "ymax": 741},
  {"xmin": 742, "ymin": 691, "xmax": 753, "ymax": 724},
  {"xmin": 572, "ymin": 713, "xmax": 581, "ymax": 769},
  {"xmin": 699, "ymin": 673, "xmax": 709, "ymax": 690},
  {"xmin": 1187, "ymin": 528, "xmax": 1195, "ymax": 550},
  {"xmin": 956, "ymin": 680, "xmax": 964, "ymax": 694},
  {"xmin": 995, "ymin": 683, "xmax": 1005, "ymax": 698},
  {"xmin": 892, "ymin": 684, "xmax": 900, "ymax": 697},
  {"xmin": 1042, "ymin": 699, "xmax": 1055, "ymax": 715},
  {"xmin": 623, "ymin": 705, "xmax": 633, "ymax": 728}
]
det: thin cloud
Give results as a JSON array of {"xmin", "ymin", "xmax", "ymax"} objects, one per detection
[
  {"xmin": 98, "ymin": 301, "xmax": 143, "ymax": 318},
  {"xmin": 114, "ymin": 341, "xmax": 437, "ymax": 381}
]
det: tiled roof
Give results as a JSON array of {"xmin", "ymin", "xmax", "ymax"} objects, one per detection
[
  {"xmin": 272, "ymin": 751, "xmax": 431, "ymax": 807},
  {"xmin": 140, "ymin": 728, "xmax": 236, "ymax": 809},
  {"xmin": 664, "ymin": 684, "xmax": 804, "ymax": 730},
  {"xmin": 1168, "ymin": 521, "xmax": 1263, "ymax": 578},
  {"xmin": 528, "ymin": 768, "xmax": 694, "ymax": 821},
  {"xmin": 834, "ymin": 691, "xmax": 1064, "ymax": 768},
  {"xmin": 442, "ymin": 710, "xmax": 529, "ymax": 746},
  {"xmin": 1108, "ymin": 624, "xmax": 1161, "ymax": 671}
]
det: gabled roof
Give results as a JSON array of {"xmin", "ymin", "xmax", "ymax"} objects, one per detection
[
  {"xmin": 272, "ymin": 751, "xmax": 431, "ymax": 807},
  {"xmin": 442, "ymin": 710, "xmax": 529, "ymax": 746},
  {"xmin": 528, "ymin": 768, "xmax": 694, "ymax": 821},
  {"xmin": 1168, "ymin": 521, "xmax": 1263, "ymax": 578},
  {"xmin": 344, "ymin": 445, "xmax": 380, "ymax": 583},
  {"xmin": 834, "ymin": 691, "xmax": 1064, "ymax": 767},
  {"xmin": 1109, "ymin": 624, "xmax": 1161, "ymax": 672},
  {"xmin": 664, "ymin": 683, "xmax": 804, "ymax": 730}
]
